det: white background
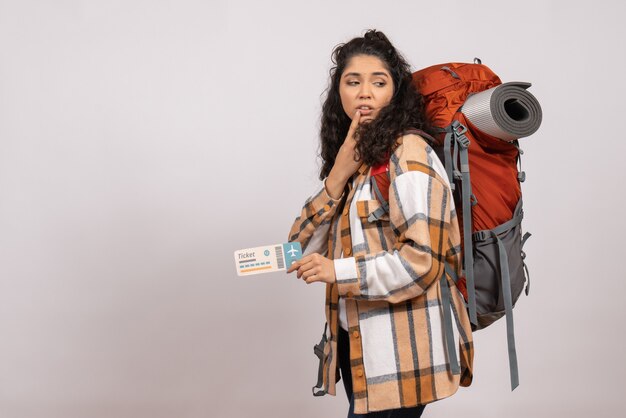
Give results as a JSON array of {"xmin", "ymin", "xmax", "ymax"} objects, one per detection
[{"xmin": 1, "ymin": 1, "xmax": 624, "ymax": 417}]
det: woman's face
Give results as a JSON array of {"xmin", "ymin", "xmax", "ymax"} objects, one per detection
[{"xmin": 339, "ymin": 54, "xmax": 394, "ymax": 124}]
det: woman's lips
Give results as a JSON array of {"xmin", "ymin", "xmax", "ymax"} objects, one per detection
[{"xmin": 357, "ymin": 108, "xmax": 373, "ymax": 116}]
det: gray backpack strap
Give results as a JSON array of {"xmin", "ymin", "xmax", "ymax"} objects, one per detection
[
  {"xmin": 512, "ymin": 140, "xmax": 526, "ymax": 183},
  {"xmin": 521, "ymin": 232, "xmax": 532, "ymax": 295},
  {"xmin": 516, "ymin": 142, "xmax": 531, "ymax": 295},
  {"xmin": 440, "ymin": 265, "xmax": 460, "ymax": 375},
  {"xmin": 442, "ymin": 130, "xmax": 456, "ymax": 190},
  {"xmin": 451, "ymin": 120, "xmax": 478, "ymax": 326},
  {"xmin": 473, "ymin": 199, "xmax": 524, "ymax": 241},
  {"xmin": 312, "ymin": 323, "xmax": 328, "ymax": 396},
  {"xmin": 444, "ymin": 261, "xmax": 467, "ymax": 307},
  {"xmin": 444, "ymin": 259, "xmax": 459, "ymax": 284},
  {"xmin": 452, "ymin": 133, "xmax": 461, "ymax": 182},
  {"xmin": 368, "ymin": 176, "xmax": 390, "ymax": 222},
  {"xmin": 490, "ymin": 229, "xmax": 520, "ymax": 391}
]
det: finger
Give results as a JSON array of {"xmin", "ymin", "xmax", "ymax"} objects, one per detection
[
  {"xmin": 302, "ymin": 266, "xmax": 320, "ymax": 281},
  {"xmin": 304, "ymin": 273, "xmax": 320, "ymax": 284},
  {"xmin": 287, "ymin": 261, "xmax": 299, "ymax": 274},
  {"xmin": 305, "ymin": 271, "xmax": 328, "ymax": 284},
  {"xmin": 297, "ymin": 259, "xmax": 317, "ymax": 279},
  {"xmin": 287, "ymin": 253, "xmax": 314, "ymax": 274},
  {"xmin": 287, "ymin": 259, "xmax": 305, "ymax": 274},
  {"xmin": 346, "ymin": 110, "xmax": 361, "ymax": 140}
]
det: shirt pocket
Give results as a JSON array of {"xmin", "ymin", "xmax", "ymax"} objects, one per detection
[{"xmin": 356, "ymin": 199, "xmax": 390, "ymax": 223}]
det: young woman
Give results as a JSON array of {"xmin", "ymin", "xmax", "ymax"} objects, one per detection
[{"xmin": 287, "ymin": 30, "xmax": 474, "ymax": 417}]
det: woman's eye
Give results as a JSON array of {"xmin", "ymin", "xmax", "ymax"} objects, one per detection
[{"xmin": 346, "ymin": 80, "xmax": 386, "ymax": 87}]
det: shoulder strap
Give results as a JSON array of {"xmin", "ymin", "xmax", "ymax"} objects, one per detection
[
  {"xmin": 402, "ymin": 128, "xmax": 436, "ymax": 144},
  {"xmin": 368, "ymin": 128, "xmax": 436, "ymax": 221}
]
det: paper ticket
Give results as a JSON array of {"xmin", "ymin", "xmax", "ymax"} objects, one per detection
[{"xmin": 234, "ymin": 242, "xmax": 302, "ymax": 276}]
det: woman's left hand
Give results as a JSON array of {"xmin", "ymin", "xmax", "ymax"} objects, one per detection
[{"xmin": 287, "ymin": 253, "xmax": 336, "ymax": 284}]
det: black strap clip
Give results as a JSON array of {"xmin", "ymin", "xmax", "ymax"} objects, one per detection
[{"xmin": 312, "ymin": 323, "xmax": 328, "ymax": 396}]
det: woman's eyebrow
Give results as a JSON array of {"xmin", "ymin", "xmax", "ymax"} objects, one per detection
[{"xmin": 343, "ymin": 71, "xmax": 390, "ymax": 78}]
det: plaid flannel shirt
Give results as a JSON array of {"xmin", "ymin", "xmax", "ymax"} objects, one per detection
[{"xmin": 288, "ymin": 134, "xmax": 474, "ymax": 414}]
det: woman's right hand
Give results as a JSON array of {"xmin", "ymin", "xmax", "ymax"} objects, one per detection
[{"xmin": 324, "ymin": 110, "xmax": 363, "ymax": 199}]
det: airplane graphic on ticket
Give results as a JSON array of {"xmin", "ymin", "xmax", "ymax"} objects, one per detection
[
  {"xmin": 287, "ymin": 244, "xmax": 299, "ymax": 258},
  {"xmin": 234, "ymin": 242, "xmax": 302, "ymax": 276}
]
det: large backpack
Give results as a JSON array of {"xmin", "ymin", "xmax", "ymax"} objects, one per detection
[{"xmin": 367, "ymin": 59, "xmax": 541, "ymax": 390}]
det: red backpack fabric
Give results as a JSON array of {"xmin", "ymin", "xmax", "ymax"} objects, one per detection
[{"xmin": 412, "ymin": 63, "xmax": 521, "ymax": 233}]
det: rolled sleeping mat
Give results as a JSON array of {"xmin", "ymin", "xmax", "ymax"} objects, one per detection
[{"xmin": 461, "ymin": 82, "xmax": 542, "ymax": 142}]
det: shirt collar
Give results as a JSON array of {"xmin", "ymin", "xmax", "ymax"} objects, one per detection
[{"xmin": 357, "ymin": 162, "xmax": 369, "ymax": 175}]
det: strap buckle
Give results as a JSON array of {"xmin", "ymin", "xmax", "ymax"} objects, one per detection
[
  {"xmin": 450, "ymin": 121, "xmax": 470, "ymax": 148},
  {"xmin": 456, "ymin": 134, "xmax": 470, "ymax": 148},
  {"xmin": 473, "ymin": 230, "xmax": 488, "ymax": 241},
  {"xmin": 451, "ymin": 120, "xmax": 468, "ymax": 136}
]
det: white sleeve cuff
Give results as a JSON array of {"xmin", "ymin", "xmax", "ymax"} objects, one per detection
[{"xmin": 334, "ymin": 257, "xmax": 358, "ymax": 281}]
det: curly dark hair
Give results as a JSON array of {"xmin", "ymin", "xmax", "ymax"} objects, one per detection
[{"xmin": 318, "ymin": 29, "xmax": 430, "ymax": 180}]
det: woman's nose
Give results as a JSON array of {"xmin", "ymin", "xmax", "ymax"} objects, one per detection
[{"xmin": 359, "ymin": 85, "xmax": 372, "ymax": 98}]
